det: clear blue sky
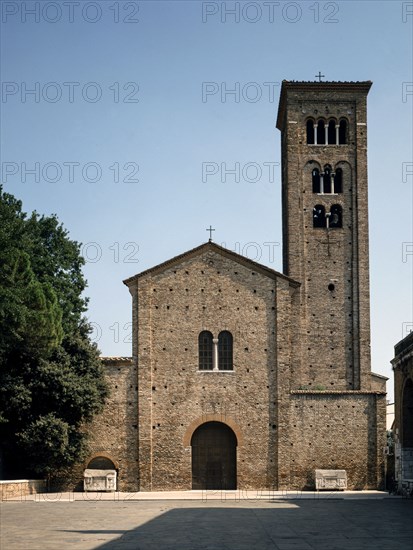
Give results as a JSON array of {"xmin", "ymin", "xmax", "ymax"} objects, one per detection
[{"xmin": 1, "ymin": 0, "xmax": 412, "ymax": 401}]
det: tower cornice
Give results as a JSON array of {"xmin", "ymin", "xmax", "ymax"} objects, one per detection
[{"xmin": 276, "ymin": 80, "xmax": 372, "ymax": 130}]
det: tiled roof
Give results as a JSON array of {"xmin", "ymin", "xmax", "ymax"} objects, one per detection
[{"xmin": 100, "ymin": 356, "xmax": 133, "ymax": 363}]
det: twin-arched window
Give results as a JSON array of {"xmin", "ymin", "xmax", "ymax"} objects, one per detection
[
  {"xmin": 198, "ymin": 330, "xmax": 233, "ymax": 371},
  {"xmin": 313, "ymin": 204, "xmax": 343, "ymax": 228},
  {"xmin": 312, "ymin": 166, "xmax": 343, "ymax": 194},
  {"xmin": 307, "ymin": 118, "xmax": 347, "ymax": 145}
]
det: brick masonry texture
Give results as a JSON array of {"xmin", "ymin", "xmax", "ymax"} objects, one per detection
[
  {"xmin": 392, "ymin": 332, "xmax": 413, "ymax": 485},
  {"xmin": 284, "ymin": 392, "xmax": 386, "ymax": 489},
  {"xmin": 131, "ymin": 249, "xmax": 297, "ymax": 491},
  {"xmin": 64, "ymin": 358, "xmax": 139, "ymax": 492},
  {"xmin": 393, "ymin": 331, "xmax": 413, "ymax": 442},
  {"xmin": 81, "ymin": 81, "xmax": 387, "ymax": 491},
  {"xmin": 0, "ymin": 480, "xmax": 46, "ymax": 501},
  {"xmin": 277, "ymin": 82, "xmax": 372, "ymax": 392}
]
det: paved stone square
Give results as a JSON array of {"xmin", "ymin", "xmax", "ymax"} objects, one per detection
[{"xmin": 1, "ymin": 494, "xmax": 412, "ymax": 550}]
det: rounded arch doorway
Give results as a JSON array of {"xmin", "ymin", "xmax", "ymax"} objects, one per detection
[
  {"xmin": 87, "ymin": 456, "xmax": 116, "ymax": 470},
  {"xmin": 191, "ymin": 421, "xmax": 237, "ymax": 490}
]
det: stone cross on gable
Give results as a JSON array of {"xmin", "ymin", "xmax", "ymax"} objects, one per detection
[
  {"xmin": 315, "ymin": 71, "xmax": 325, "ymax": 82},
  {"xmin": 206, "ymin": 225, "xmax": 215, "ymax": 242}
]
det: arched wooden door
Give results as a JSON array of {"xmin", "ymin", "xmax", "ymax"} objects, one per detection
[{"xmin": 191, "ymin": 421, "xmax": 237, "ymax": 490}]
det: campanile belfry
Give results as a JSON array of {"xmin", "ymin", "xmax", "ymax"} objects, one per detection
[{"xmin": 277, "ymin": 81, "xmax": 372, "ymax": 391}]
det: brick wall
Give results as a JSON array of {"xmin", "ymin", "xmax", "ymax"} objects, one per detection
[
  {"xmin": 0, "ymin": 479, "xmax": 46, "ymax": 501},
  {"xmin": 277, "ymin": 82, "xmax": 372, "ymax": 391},
  {"xmin": 279, "ymin": 391, "xmax": 386, "ymax": 490},
  {"xmin": 392, "ymin": 332, "xmax": 413, "ymax": 486},
  {"xmin": 127, "ymin": 247, "xmax": 299, "ymax": 490},
  {"xmin": 82, "ymin": 357, "xmax": 139, "ymax": 491}
]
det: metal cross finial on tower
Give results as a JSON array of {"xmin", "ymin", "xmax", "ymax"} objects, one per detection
[
  {"xmin": 315, "ymin": 71, "xmax": 325, "ymax": 82},
  {"xmin": 206, "ymin": 225, "xmax": 215, "ymax": 242}
]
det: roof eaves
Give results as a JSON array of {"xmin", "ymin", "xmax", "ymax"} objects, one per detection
[{"xmin": 123, "ymin": 241, "xmax": 300, "ymax": 288}]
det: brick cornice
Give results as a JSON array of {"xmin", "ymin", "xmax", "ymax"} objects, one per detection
[{"xmin": 276, "ymin": 80, "xmax": 372, "ymax": 130}]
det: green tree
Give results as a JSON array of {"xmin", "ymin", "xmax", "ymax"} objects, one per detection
[{"xmin": 0, "ymin": 187, "xmax": 108, "ymax": 478}]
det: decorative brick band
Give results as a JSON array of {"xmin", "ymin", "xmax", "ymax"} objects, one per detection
[
  {"xmin": 183, "ymin": 414, "xmax": 244, "ymax": 447},
  {"xmin": 84, "ymin": 451, "xmax": 120, "ymax": 470}
]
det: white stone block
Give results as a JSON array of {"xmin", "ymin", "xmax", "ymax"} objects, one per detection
[
  {"xmin": 83, "ymin": 469, "xmax": 117, "ymax": 492},
  {"xmin": 315, "ymin": 469, "xmax": 347, "ymax": 490}
]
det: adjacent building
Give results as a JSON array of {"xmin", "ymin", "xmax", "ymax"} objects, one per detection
[{"xmin": 392, "ymin": 331, "xmax": 413, "ymax": 490}]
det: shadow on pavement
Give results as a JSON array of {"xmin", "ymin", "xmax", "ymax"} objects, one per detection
[{"xmin": 72, "ymin": 500, "xmax": 413, "ymax": 550}]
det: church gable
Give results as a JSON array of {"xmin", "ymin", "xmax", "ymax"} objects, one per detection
[
  {"xmin": 133, "ymin": 246, "xmax": 285, "ymax": 371},
  {"xmin": 123, "ymin": 241, "xmax": 299, "ymax": 288}
]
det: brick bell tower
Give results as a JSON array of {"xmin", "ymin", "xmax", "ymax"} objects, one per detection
[{"xmin": 276, "ymin": 80, "xmax": 372, "ymax": 391}]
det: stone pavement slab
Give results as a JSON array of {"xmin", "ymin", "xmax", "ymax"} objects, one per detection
[
  {"xmin": 1, "ymin": 496, "xmax": 412, "ymax": 550},
  {"xmin": 3, "ymin": 489, "xmax": 395, "ymax": 502}
]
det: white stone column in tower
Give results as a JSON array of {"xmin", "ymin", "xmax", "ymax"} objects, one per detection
[{"xmin": 213, "ymin": 338, "xmax": 219, "ymax": 371}]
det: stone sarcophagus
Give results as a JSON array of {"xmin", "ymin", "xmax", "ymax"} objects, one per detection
[
  {"xmin": 83, "ymin": 469, "xmax": 117, "ymax": 492},
  {"xmin": 315, "ymin": 469, "xmax": 347, "ymax": 490}
]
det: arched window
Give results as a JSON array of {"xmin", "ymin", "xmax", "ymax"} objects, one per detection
[
  {"xmin": 328, "ymin": 120, "xmax": 336, "ymax": 144},
  {"xmin": 317, "ymin": 120, "xmax": 326, "ymax": 145},
  {"xmin": 313, "ymin": 205, "xmax": 326, "ymax": 228},
  {"xmin": 218, "ymin": 331, "xmax": 233, "ymax": 371},
  {"xmin": 306, "ymin": 119, "xmax": 315, "ymax": 144},
  {"xmin": 339, "ymin": 119, "xmax": 347, "ymax": 144},
  {"xmin": 199, "ymin": 331, "xmax": 213, "ymax": 370},
  {"xmin": 87, "ymin": 456, "xmax": 116, "ymax": 470},
  {"xmin": 323, "ymin": 165, "xmax": 332, "ymax": 194},
  {"xmin": 329, "ymin": 205, "xmax": 343, "ymax": 228},
  {"xmin": 334, "ymin": 168, "xmax": 343, "ymax": 193},
  {"xmin": 308, "ymin": 118, "xmax": 346, "ymax": 146},
  {"xmin": 312, "ymin": 168, "xmax": 320, "ymax": 193}
]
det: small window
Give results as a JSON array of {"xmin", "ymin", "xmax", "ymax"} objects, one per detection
[
  {"xmin": 323, "ymin": 165, "xmax": 332, "ymax": 194},
  {"xmin": 317, "ymin": 120, "xmax": 326, "ymax": 145},
  {"xmin": 308, "ymin": 118, "xmax": 346, "ymax": 146},
  {"xmin": 218, "ymin": 331, "xmax": 233, "ymax": 371},
  {"xmin": 199, "ymin": 331, "xmax": 213, "ymax": 370},
  {"xmin": 329, "ymin": 205, "xmax": 343, "ymax": 228},
  {"xmin": 313, "ymin": 205, "xmax": 326, "ymax": 228},
  {"xmin": 306, "ymin": 119, "xmax": 315, "ymax": 144},
  {"xmin": 334, "ymin": 168, "xmax": 343, "ymax": 193},
  {"xmin": 339, "ymin": 119, "xmax": 347, "ymax": 144},
  {"xmin": 312, "ymin": 168, "xmax": 320, "ymax": 193},
  {"xmin": 328, "ymin": 120, "xmax": 336, "ymax": 144}
]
